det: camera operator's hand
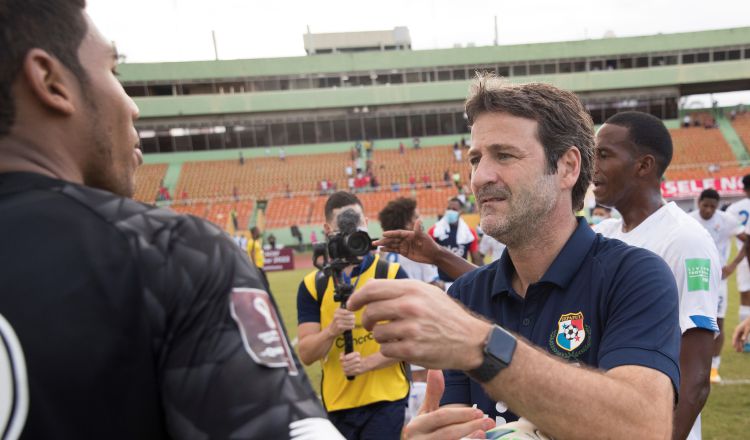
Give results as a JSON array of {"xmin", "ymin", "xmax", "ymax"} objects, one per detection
[
  {"xmin": 340, "ymin": 352, "xmax": 366, "ymax": 377},
  {"xmin": 327, "ymin": 308, "xmax": 356, "ymax": 337}
]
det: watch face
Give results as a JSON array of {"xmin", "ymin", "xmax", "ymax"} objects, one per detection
[{"xmin": 487, "ymin": 326, "xmax": 517, "ymax": 365}]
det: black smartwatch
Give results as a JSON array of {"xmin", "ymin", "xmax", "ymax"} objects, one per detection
[{"xmin": 466, "ymin": 325, "xmax": 517, "ymax": 383}]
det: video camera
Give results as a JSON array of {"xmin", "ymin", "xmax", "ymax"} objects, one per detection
[
  {"xmin": 313, "ymin": 208, "xmax": 374, "ymax": 272},
  {"xmin": 312, "ymin": 208, "xmax": 375, "ymax": 380}
]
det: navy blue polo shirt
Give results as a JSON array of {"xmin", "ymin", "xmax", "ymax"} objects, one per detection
[{"xmin": 441, "ymin": 217, "xmax": 681, "ymax": 423}]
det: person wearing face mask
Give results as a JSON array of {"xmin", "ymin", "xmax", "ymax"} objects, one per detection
[
  {"xmin": 296, "ymin": 191, "xmax": 410, "ymax": 439},
  {"xmin": 428, "ymin": 197, "xmax": 483, "ymax": 289},
  {"xmin": 589, "ymin": 204, "xmax": 612, "ymax": 226}
]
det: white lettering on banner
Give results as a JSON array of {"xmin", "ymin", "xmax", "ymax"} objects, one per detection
[
  {"xmin": 677, "ymin": 180, "xmax": 690, "ymax": 195},
  {"xmin": 720, "ymin": 176, "xmax": 740, "ymax": 191},
  {"xmin": 263, "ymin": 248, "xmax": 295, "ymax": 272},
  {"xmin": 661, "ymin": 176, "xmax": 747, "ymax": 199}
]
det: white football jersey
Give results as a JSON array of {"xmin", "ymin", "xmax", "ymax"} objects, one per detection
[
  {"xmin": 595, "ymin": 202, "xmax": 720, "ymax": 440},
  {"xmin": 594, "ymin": 203, "xmax": 720, "ymax": 335},
  {"xmin": 689, "ymin": 209, "xmax": 743, "ymax": 264},
  {"xmin": 384, "ymin": 253, "xmax": 439, "ymax": 283},
  {"xmin": 726, "ymin": 198, "xmax": 750, "ymax": 248}
]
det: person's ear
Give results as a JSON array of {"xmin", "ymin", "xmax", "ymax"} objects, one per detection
[
  {"xmin": 635, "ymin": 154, "xmax": 657, "ymax": 178},
  {"xmin": 323, "ymin": 223, "xmax": 332, "ymax": 235},
  {"xmin": 22, "ymin": 48, "xmax": 78, "ymax": 116},
  {"xmin": 557, "ymin": 146, "xmax": 581, "ymax": 191}
]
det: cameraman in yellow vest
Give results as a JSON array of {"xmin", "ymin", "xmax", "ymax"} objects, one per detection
[{"xmin": 297, "ymin": 192, "xmax": 410, "ymax": 439}]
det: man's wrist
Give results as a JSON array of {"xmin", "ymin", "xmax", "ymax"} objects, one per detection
[
  {"xmin": 465, "ymin": 320, "xmax": 493, "ymax": 371},
  {"xmin": 325, "ymin": 325, "xmax": 338, "ymax": 339},
  {"xmin": 434, "ymin": 245, "xmax": 454, "ymax": 268}
]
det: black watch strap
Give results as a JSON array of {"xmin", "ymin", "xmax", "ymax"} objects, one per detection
[{"xmin": 466, "ymin": 325, "xmax": 517, "ymax": 383}]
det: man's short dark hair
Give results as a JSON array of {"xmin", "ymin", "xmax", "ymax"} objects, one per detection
[
  {"xmin": 742, "ymin": 174, "xmax": 750, "ymax": 190},
  {"xmin": 593, "ymin": 204, "xmax": 612, "ymax": 212},
  {"xmin": 603, "ymin": 111, "xmax": 673, "ymax": 178},
  {"xmin": 0, "ymin": 0, "xmax": 89, "ymax": 137},
  {"xmin": 699, "ymin": 189, "xmax": 720, "ymax": 201},
  {"xmin": 465, "ymin": 73, "xmax": 595, "ymax": 211},
  {"xmin": 324, "ymin": 191, "xmax": 363, "ymax": 222},
  {"xmin": 448, "ymin": 197, "xmax": 464, "ymax": 209},
  {"xmin": 379, "ymin": 197, "xmax": 417, "ymax": 232}
]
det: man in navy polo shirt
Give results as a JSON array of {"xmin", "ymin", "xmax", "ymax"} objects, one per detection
[{"xmin": 350, "ymin": 76, "xmax": 681, "ymax": 439}]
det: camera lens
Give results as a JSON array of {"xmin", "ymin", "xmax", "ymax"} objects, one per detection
[{"xmin": 345, "ymin": 231, "xmax": 372, "ymax": 256}]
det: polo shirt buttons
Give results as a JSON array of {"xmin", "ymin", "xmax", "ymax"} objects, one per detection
[{"xmin": 522, "ymin": 318, "xmax": 531, "ymax": 326}]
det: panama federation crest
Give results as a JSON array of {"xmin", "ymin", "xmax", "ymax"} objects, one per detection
[{"xmin": 555, "ymin": 312, "xmax": 586, "ymax": 352}]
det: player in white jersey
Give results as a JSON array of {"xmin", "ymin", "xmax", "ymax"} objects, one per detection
[
  {"xmin": 592, "ymin": 111, "xmax": 718, "ymax": 440},
  {"xmin": 377, "ymin": 197, "xmax": 441, "ymax": 423},
  {"xmin": 725, "ymin": 174, "xmax": 750, "ymax": 343},
  {"xmin": 689, "ymin": 189, "xmax": 746, "ymax": 382},
  {"xmin": 478, "ymin": 230, "xmax": 506, "ymax": 262}
]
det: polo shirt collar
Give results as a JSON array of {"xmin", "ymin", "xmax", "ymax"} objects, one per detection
[{"xmin": 491, "ymin": 217, "xmax": 595, "ymax": 297}]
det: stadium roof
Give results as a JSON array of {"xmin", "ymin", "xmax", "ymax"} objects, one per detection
[
  {"xmin": 133, "ymin": 59, "xmax": 750, "ymax": 118},
  {"xmin": 119, "ymin": 27, "xmax": 750, "ymax": 82}
]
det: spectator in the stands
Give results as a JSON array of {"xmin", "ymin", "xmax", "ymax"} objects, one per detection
[
  {"xmin": 422, "ymin": 174, "xmax": 431, "ymax": 189},
  {"xmin": 452, "ymin": 171, "xmax": 461, "ymax": 189}
]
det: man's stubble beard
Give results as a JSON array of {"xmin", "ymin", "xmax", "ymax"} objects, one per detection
[
  {"xmin": 79, "ymin": 97, "xmax": 135, "ymax": 198},
  {"xmin": 479, "ymin": 174, "xmax": 558, "ymax": 249}
]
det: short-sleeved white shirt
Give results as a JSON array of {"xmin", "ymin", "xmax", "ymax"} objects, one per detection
[
  {"xmin": 384, "ymin": 253, "xmax": 439, "ymax": 283},
  {"xmin": 594, "ymin": 202, "xmax": 720, "ymax": 335},
  {"xmin": 726, "ymin": 198, "xmax": 750, "ymax": 247},
  {"xmin": 689, "ymin": 209, "xmax": 744, "ymax": 264},
  {"xmin": 479, "ymin": 235, "xmax": 506, "ymax": 262}
]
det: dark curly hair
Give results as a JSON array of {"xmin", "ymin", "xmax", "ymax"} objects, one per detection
[{"xmin": 378, "ymin": 197, "xmax": 417, "ymax": 232}]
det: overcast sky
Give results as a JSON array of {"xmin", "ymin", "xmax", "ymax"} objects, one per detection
[{"xmin": 87, "ymin": 0, "xmax": 750, "ymax": 62}]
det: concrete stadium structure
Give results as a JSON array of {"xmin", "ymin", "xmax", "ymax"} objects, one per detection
[{"xmin": 118, "ymin": 27, "xmax": 750, "ymax": 155}]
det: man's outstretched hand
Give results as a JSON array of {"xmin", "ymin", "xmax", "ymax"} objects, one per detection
[{"xmin": 374, "ymin": 219, "xmax": 442, "ymax": 265}]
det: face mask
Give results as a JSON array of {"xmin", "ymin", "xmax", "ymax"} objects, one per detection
[
  {"xmin": 591, "ymin": 215, "xmax": 605, "ymax": 225},
  {"xmin": 444, "ymin": 209, "xmax": 460, "ymax": 224}
]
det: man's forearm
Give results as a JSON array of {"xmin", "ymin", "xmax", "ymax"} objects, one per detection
[
  {"xmin": 480, "ymin": 340, "xmax": 673, "ymax": 439},
  {"xmin": 298, "ymin": 327, "xmax": 336, "ymax": 365},
  {"xmin": 363, "ymin": 352, "xmax": 400, "ymax": 372},
  {"xmin": 434, "ymin": 246, "xmax": 477, "ymax": 280},
  {"xmin": 731, "ymin": 242, "xmax": 746, "ymax": 266},
  {"xmin": 672, "ymin": 329, "xmax": 713, "ymax": 440}
]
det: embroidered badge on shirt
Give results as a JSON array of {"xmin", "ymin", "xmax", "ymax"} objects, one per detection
[
  {"xmin": 230, "ymin": 287, "xmax": 298, "ymax": 375},
  {"xmin": 549, "ymin": 312, "xmax": 591, "ymax": 359}
]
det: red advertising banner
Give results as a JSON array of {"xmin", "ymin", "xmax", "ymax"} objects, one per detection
[
  {"xmin": 661, "ymin": 176, "xmax": 746, "ymax": 199},
  {"xmin": 264, "ymin": 248, "xmax": 295, "ymax": 272}
]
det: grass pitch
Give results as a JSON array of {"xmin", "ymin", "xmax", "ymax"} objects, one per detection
[{"xmin": 268, "ymin": 258, "xmax": 750, "ymax": 439}]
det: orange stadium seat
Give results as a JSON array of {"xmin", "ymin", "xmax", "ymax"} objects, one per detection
[
  {"xmin": 132, "ymin": 164, "xmax": 167, "ymax": 203},
  {"xmin": 663, "ymin": 127, "xmax": 738, "ymax": 181},
  {"xmin": 148, "ymin": 145, "xmax": 471, "ymax": 229},
  {"xmin": 731, "ymin": 112, "xmax": 750, "ymax": 155},
  {"xmin": 171, "ymin": 200, "xmax": 254, "ymax": 230},
  {"xmin": 135, "ymin": 129, "xmax": 750, "ymax": 230}
]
